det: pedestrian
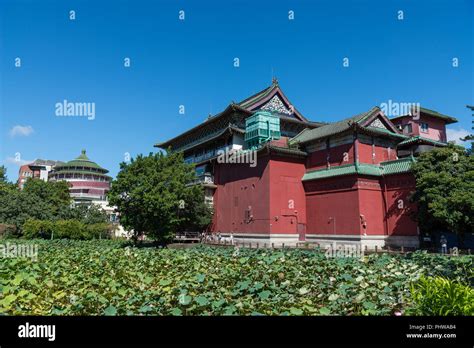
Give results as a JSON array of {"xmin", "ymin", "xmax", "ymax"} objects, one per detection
[{"xmin": 440, "ymin": 235, "xmax": 448, "ymax": 254}]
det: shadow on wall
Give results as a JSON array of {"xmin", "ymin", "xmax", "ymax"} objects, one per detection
[{"xmin": 385, "ymin": 189, "xmax": 417, "ymax": 236}]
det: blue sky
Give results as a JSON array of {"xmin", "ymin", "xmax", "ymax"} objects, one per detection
[{"xmin": 1, "ymin": 0, "xmax": 472, "ymax": 179}]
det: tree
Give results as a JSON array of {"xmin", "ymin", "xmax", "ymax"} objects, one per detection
[
  {"xmin": 411, "ymin": 144, "xmax": 473, "ymax": 246},
  {"xmin": 108, "ymin": 151, "xmax": 212, "ymax": 243},
  {"xmin": 461, "ymin": 134, "xmax": 473, "ymax": 155},
  {"xmin": 60, "ymin": 203, "xmax": 109, "ymax": 224},
  {"xmin": 465, "ymin": 105, "xmax": 474, "ymax": 155},
  {"xmin": 0, "ymin": 178, "xmax": 72, "ymax": 231},
  {"xmin": 23, "ymin": 179, "xmax": 72, "ymax": 219},
  {"xmin": 0, "ymin": 165, "xmax": 7, "ymax": 183}
]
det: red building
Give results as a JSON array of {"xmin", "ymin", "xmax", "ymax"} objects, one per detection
[
  {"xmin": 155, "ymin": 81, "xmax": 456, "ymax": 248},
  {"xmin": 17, "ymin": 159, "xmax": 62, "ymax": 189}
]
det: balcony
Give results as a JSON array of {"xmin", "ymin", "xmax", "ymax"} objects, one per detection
[
  {"xmin": 70, "ymin": 192, "xmax": 107, "ymax": 201},
  {"xmin": 187, "ymin": 173, "xmax": 215, "ymax": 187},
  {"xmin": 184, "ymin": 145, "xmax": 236, "ymax": 164}
]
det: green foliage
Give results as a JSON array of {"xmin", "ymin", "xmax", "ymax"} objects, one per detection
[
  {"xmin": 59, "ymin": 204, "xmax": 109, "ymax": 224},
  {"xmin": 0, "ymin": 165, "xmax": 7, "ymax": 183},
  {"xmin": 408, "ymin": 276, "xmax": 474, "ymax": 315},
  {"xmin": 108, "ymin": 151, "xmax": 212, "ymax": 242},
  {"xmin": 0, "ymin": 178, "xmax": 110, "ymax": 234},
  {"xmin": 23, "ymin": 220, "xmax": 54, "ymax": 239},
  {"xmin": 0, "ymin": 241, "xmax": 472, "ymax": 316},
  {"xmin": 411, "ymin": 144, "xmax": 474, "ymax": 243},
  {"xmin": 23, "ymin": 179, "xmax": 72, "ymax": 211},
  {"xmin": 22, "ymin": 219, "xmax": 110, "ymax": 240},
  {"xmin": 0, "ymin": 179, "xmax": 72, "ymax": 231}
]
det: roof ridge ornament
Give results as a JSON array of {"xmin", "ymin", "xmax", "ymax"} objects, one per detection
[{"xmin": 272, "ymin": 77, "xmax": 279, "ymax": 86}]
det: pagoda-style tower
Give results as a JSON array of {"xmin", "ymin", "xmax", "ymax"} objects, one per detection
[{"xmin": 49, "ymin": 150, "xmax": 111, "ymax": 203}]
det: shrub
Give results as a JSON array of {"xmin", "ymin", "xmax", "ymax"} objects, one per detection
[
  {"xmin": 21, "ymin": 219, "xmax": 112, "ymax": 240},
  {"xmin": 54, "ymin": 220, "xmax": 84, "ymax": 239},
  {"xmin": 85, "ymin": 223, "xmax": 111, "ymax": 239},
  {"xmin": 409, "ymin": 276, "xmax": 474, "ymax": 315},
  {"xmin": 23, "ymin": 219, "xmax": 54, "ymax": 239}
]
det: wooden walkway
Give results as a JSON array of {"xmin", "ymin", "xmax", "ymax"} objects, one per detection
[
  {"xmin": 202, "ymin": 239, "xmax": 472, "ymax": 256},
  {"xmin": 173, "ymin": 232, "xmax": 201, "ymax": 243}
]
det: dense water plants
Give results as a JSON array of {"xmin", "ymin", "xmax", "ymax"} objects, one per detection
[
  {"xmin": 0, "ymin": 240, "xmax": 472, "ymax": 316},
  {"xmin": 408, "ymin": 276, "xmax": 474, "ymax": 315}
]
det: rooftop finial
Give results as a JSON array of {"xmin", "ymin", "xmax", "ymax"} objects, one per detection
[
  {"xmin": 272, "ymin": 76, "xmax": 278, "ymax": 86},
  {"xmin": 81, "ymin": 149, "xmax": 86, "ymax": 155}
]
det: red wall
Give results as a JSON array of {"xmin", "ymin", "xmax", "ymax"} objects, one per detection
[
  {"xmin": 357, "ymin": 177, "xmax": 385, "ymax": 235},
  {"xmin": 419, "ymin": 115, "xmax": 447, "ymax": 142},
  {"xmin": 304, "ymin": 176, "xmax": 361, "ymax": 235},
  {"xmin": 384, "ymin": 173, "xmax": 418, "ymax": 236},
  {"xmin": 213, "ymin": 154, "xmax": 307, "ymax": 236},
  {"xmin": 268, "ymin": 156, "xmax": 306, "ymax": 234},
  {"xmin": 69, "ymin": 181, "xmax": 110, "ymax": 189},
  {"xmin": 211, "ymin": 142, "xmax": 418, "ymax": 240},
  {"xmin": 213, "ymin": 156, "xmax": 271, "ymax": 234},
  {"xmin": 392, "ymin": 115, "xmax": 448, "ymax": 142},
  {"xmin": 306, "ymin": 143, "xmax": 354, "ymax": 171},
  {"xmin": 358, "ymin": 142, "xmax": 397, "ymax": 164},
  {"xmin": 303, "ymin": 174, "xmax": 417, "ymax": 238}
]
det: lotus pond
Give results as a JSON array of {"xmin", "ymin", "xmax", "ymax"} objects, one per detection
[{"xmin": 0, "ymin": 239, "xmax": 472, "ymax": 315}]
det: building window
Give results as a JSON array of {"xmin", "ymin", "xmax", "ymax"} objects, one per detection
[
  {"xmin": 420, "ymin": 122, "xmax": 429, "ymax": 133},
  {"xmin": 403, "ymin": 123, "xmax": 413, "ymax": 134}
]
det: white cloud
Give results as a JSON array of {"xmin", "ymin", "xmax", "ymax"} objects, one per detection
[
  {"xmin": 446, "ymin": 127, "xmax": 471, "ymax": 146},
  {"xmin": 5, "ymin": 157, "xmax": 33, "ymax": 166},
  {"xmin": 9, "ymin": 125, "xmax": 34, "ymax": 137}
]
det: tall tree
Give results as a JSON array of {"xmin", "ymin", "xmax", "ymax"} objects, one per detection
[
  {"xmin": 0, "ymin": 165, "xmax": 7, "ymax": 183},
  {"xmin": 23, "ymin": 179, "xmax": 72, "ymax": 216},
  {"xmin": 464, "ymin": 105, "xmax": 473, "ymax": 154},
  {"xmin": 0, "ymin": 178, "xmax": 72, "ymax": 231},
  {"xmin": 60, "ymin": 203, "xmax": 109, "ymax": 224},
  {"xmin": 411, "ymin": 144, "xmax": 474, "ymax": 246},
  {"xmin": 108, "ymin": 151, "xmax": 211, "ymax": 243}
]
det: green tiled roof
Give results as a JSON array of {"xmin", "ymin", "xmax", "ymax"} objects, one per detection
[
  {"xmin": 290, "ymin": 107, "xmax": 381, "ymax": 144},
  {"xmin": 419, "ymin": 107, "xmax": 457, "ymax": 123},
  {"xmin": 390, "ymin": 106, "xmax": 457, "ymax": 124},
  {"xmin": 54, "ymin": 150, "xmax": 108, "ymax": 173},
  {"xmin": 303, "ymin": 163, "xmax": 381, "ymax": 181},
  {"xmin": 398, "ymin": 136, "xmax": 447, "ymax": 147},
  {"xmin": 260, "ymin": 144, "xmax": 307, "ymax": 157},
  {"xmin": 380, "ymin": 157, "xmax": 415, "ymax": 175},
  {"xmin": 238, "ymin": 85, "xmax": 274, "ymax": 108},
  {"xmin": 363, "ymin": 126, "xmax": 409, "ymax": 139},
  {"xmin": 302, "ymin": 158, "xmax": 414, "ymax": 181}
]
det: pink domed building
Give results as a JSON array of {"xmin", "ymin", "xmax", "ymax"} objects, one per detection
[{"xmin": 49, "ymin": 150, "xmax": 111, "ymax": 204}]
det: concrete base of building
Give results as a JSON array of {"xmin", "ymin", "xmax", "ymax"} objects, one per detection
[
  {"xmin": 218, "ymin": 233, "xmax": 299, "ymax": 247},
  {"xmin": 217, "ymin": 233, "xmax": 419, "ymax": 249},
  {"xmin": 305, "ymin": 234, "xmax": 420, "ymax": 249}
]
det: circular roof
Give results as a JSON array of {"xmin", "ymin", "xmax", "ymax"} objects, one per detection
[{"xmin": 54, "ymin": 150, "xmax": 108, "ymax": 173}]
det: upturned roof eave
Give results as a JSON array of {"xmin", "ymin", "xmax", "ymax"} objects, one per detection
[
  {"xmin": 291, "ymin": 107, "xmax": 410, "ymax": 146},
  {"xmin": 390, "ymin": 107, "xmax": 458, "ymax": 124},
  {"xmin": 173, "ymin": 125, "xmax": 245, "ymax": 153},
  {"xmin": 154, "ymin": 104, "xmax": 250, "ymax": 149},
  {"xmin": 397, "ymin": 135, "xmax": 448, "ymax": 147},
  {"xmin": 302, "ymin": 158, "xmax": 414, "ymax": 181}
]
